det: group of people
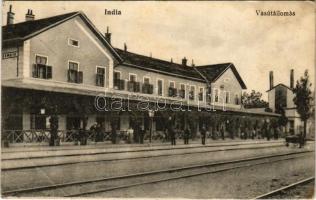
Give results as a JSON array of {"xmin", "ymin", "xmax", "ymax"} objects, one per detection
[
  {"xmin": 166, "ymin": 126, "xmax": 207, "ymax": 146},
  {"xmin": 84, "ymin": 121, "xmax": 280, "ymax": 146},
  {"xmin": 89, "ymin": 122, "xmax": 104, "ymax": 142}
]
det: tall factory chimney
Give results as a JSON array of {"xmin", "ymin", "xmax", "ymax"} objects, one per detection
[
  {"xmin": 290, "ymin": 69, "xmax": 294, "ymax": 89},
  {"xmin": 269, "ymin": 71, "xmax": 274, "ymax": 90}
]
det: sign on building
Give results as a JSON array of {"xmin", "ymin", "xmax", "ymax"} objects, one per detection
[{"xmin": 2, "ymin": 51, "xmax": 18, "ymax": 59}]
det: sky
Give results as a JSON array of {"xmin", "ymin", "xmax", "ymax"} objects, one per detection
[{"xmin": 2, "ymin": 1, "xmax": 315, "ymax": 100}]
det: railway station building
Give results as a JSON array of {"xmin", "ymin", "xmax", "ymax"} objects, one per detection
[{"xmin": 2, "ymin": 7, "xmax": 280, "ymax": 144}]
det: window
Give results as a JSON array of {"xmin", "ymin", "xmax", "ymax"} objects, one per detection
[
  {"xmin": 235, "ymin": 94, "xmax": 239, "ymax": 105},
  {"xmin": 33, "ymin": 55, "xmax": 52, "ymax": 79},
  {"xmin": 189, "ymin": 86, "xmax": 195, "ymax": 100},
  {"xmin": 144, "ymin": 77, "xmax": 150, "ymax": 84},
  {"xmin": 168, "ymin": 81, "xmax": 177, "ymax": 97},
  {"xmin": 68, "ymin": 61, "xmax": 82, "ymax": 83},
  {"xmin": 142, "ymin": 77, "xmax": 153, "ymax": 94},
  {"xmin": 169, "ymin": 81, "xmax": 175, "ymax": 88},
  {"xmin": 129, "ymin": 74, "xmax": 137, "ymax": 82},
  {"xmin": 97, "ymin": 67, "xmax": 105, "ymax": 75},
  {"xmin": 114, "ymin": 71, "xmax": 124, "ymax": 90},
  {"xmin": 157, "ymin": 79, "xmax": 163, "ymax": 96},
  {"xmin": 199, "ymin": 87, "xmax": 204, "ymax": 101},
  {"xmin": 69, "ymin": 62, "xmax": 79, "ymax": 71},
  {"xmin": 36, "ymin": 55, "xmax": 47, "ymax": 65},
  {"xmin": 179, "ymin": 84, "xmax": 185, "ymax": 98},
  {"xmin": 114, "ymin": 71, "xmax": 121, "ymax": 80},
  {"xmin": 128, "ymin": 74, "xmax": 140, "ymax": 92},
  {"xmin": 214, "ymin": 89, "xmax": 219, "ymax": 102},
  {"xmin": 68, "ymin": 38, "xmax": 79, "ymax": 47},
  {"xmin": 225, "ymin": 91, "xmax": 230, "ymax": 104},
  {"xmin": 96, "ymin": 66, "xmax": 105, "ymax": 87}
]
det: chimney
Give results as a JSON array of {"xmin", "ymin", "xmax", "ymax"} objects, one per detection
[
  {"xmin": 25, "ymin": 9, "xmax": 35, "ymax": 21},
  {"xmin": 124, "ymin": 43, "xmax": 127, "ymax": 51},
  {"xmin": 170, "ymin": 58, "xmax": 173, "ymax": 63},
  {"xmin": 104, "ymin": 26, "xmax": 111, "ymax": 44},
  {"xmin": 269, "ymin": 71, "xmax": 274, "ymax": 90},
  {"xmin": 191, "ymin": 59, "xmax": 195, "ymax": 67},
  {"xmin": 290, "ymin": 69, "xmax": 294, "ymax": 89},
  {"xmin": 7, "ymin": 5, "xmax": 15, "ymax": 25},
  {"xmin": 182, "ymin": 57, "xmax": 187, "ymax": 66}
]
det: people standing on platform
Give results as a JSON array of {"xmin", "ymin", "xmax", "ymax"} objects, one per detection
[
  {"xmin": 201, "ymin": 126, "xmax": 206, "ymax": 145},
  {"xmin": 127, "ymin": 126, "xmax": 134, "ymax": 144},
  {"xmin": 49, "ymin": 113, "xmax": 59, "ymax": 146},
  {"xmin": 262, "ymin": 120, "xmax": 267, "ymax": 139},
  {"xmin": 266, "ymin": 124, "xmax": 270, "ymax": 141},
  {"xmin": 111, "ymin": 127, "xmax": 116, "ymax": 144},
  {"xmin": 169, "ymin": 126, "xmax": 176, "ymax": 146},
  {"xmin": 90, "ymin": 122, "xmax": 97, "ymax": 142},
  {"xmin": 96, "ymin": 123, "xmax": 103, "ymax": 142},
  {"xmin": 139, "ymin": 126, "xmax": 145, "ymax": 144},
  {"xmin": 184, "ymin": 127, "xmax": 190, "ymax": 145},
  {"xmin": 220, "ymin": 126, "xmax": 225, "ymax": 140},
  {"xmin": 251, "ymin": 129, "xmax": 256, "ymax": 139}
]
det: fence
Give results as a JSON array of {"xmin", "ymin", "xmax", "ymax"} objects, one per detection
[
  {"xmin": 1, "ymin": 129, "xmax": 172, "ymax": 144},
  {"xmin": 1, "ymin": 130, "xmax": 113, "ymax": 144}
]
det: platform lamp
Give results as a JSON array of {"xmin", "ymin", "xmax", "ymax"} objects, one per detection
[
  {"xmin": 148, "ymin": 109, "xmax": 155, "ymax": 143},
  {"xmin": 40, "ymin": 108, "xmax": 45, "ymax": 115}
]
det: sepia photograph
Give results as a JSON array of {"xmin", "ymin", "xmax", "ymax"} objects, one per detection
[{"xmin": 1, "ymin": 1, "xmax": 315, "ymax": 199}]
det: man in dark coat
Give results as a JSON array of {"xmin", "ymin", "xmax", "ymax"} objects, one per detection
[
  {"xmin": 90, "ymin": 122, "xmax": 98, "ymax": 142},
  {"xmin": 139, "ymin": 126, "xmax": 145, "ymax": 144},
  {"xmin": 49, "ymin": 114, "xmax": 59, "ymax": 146},
  {"xmin": 184, "ymin": 127, "xmax": 190, "ymax": 145},
  {"xmin": 169, "ymin": 126, "xmax": 176, "ymax": 145},
  {"xmin": 201, "ymin": 126, "xmax": 206, "ymax": 145},
  {"xmin": 220, "ymin": 126, "xmax": 225, "ymax": 140}
]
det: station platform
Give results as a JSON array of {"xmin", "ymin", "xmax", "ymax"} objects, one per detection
[{"xmin": 2, "ymin": 138, "xmax": 283, "ymax": 154}]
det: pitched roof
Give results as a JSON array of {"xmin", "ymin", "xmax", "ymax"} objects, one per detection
[
  {"xmin": 266, "ymin": 83, "xmax": 293, "ymax": 92},
  {"xmin": 115, "ymin": 48, "xmax": 204, "ymax": 82},
  {"xmin": 2, "ymin": 11, "xmax": 247, "ymax": 88},
  {"xmin": 195, "ymin": 63, "xmax": 247, "ymax": 89},
  {"xmin": 2, "ymin": 12, "xmax": 79, "ymax": 41},
  {"xmin": 2, "ymin": 11, "xmax": 122, "ymax": 61}
]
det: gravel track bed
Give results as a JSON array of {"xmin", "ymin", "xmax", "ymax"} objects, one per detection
[
  {"xmin": 14, "ymin": 152, "xmax": 311, "ymax": 197},
  {"xmin": 84, "ymin": 153, "xmax": 315, "ymax": 198},
  {"xmin": 2, "ymin": 145, "xmax": 309, "ymax": 192}
]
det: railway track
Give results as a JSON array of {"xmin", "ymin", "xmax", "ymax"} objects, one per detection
[
  {"xmin": 2, "ymin": 150, "xmax": 313, "ymax": 197},
  {"xmin": 2, "ymin": 142, "xmax": 286, "ymax": 171},
  {"xmin": 254, "ymin": 177, "xmax": 315, "ymax": 199}
]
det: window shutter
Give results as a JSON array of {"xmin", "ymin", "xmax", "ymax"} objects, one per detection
[
  {"xmin": 135, "ymin": 82, "xmax": 140, "ymax": 92},
  {"xmin": 32, "ymin": 64, "xmax": 39, "ymax": 78},
  {"xmin": 96, "ymin": 74, "xmax": 99, "ymax": 86},
  {"xmin": 120, "ymin": 80, "xmax": 125, "ymax": 90},
  {"xmin": 46, "ymin": 66, "xmax": 52, "ymax": 79},
  {"xmin": 78, "ymin": 71, "xmax": 83, "ymax": 83},
  {"xmin": 67, "ymin": 70, "xmax": 71, "ymax": 82}
]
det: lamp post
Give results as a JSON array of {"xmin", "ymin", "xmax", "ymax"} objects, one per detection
[{"xmin": 148, "ymin": 110, "xmax": 155, "ymax": 143}]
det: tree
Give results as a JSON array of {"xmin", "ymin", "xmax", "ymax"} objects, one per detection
[
  {"xmin": 293, "ymin": 70, "xmax": 313, "ymax": 141},
  {"xmin": 241, "ymin": 90, "xmax": 269, "ymax": 108}
]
